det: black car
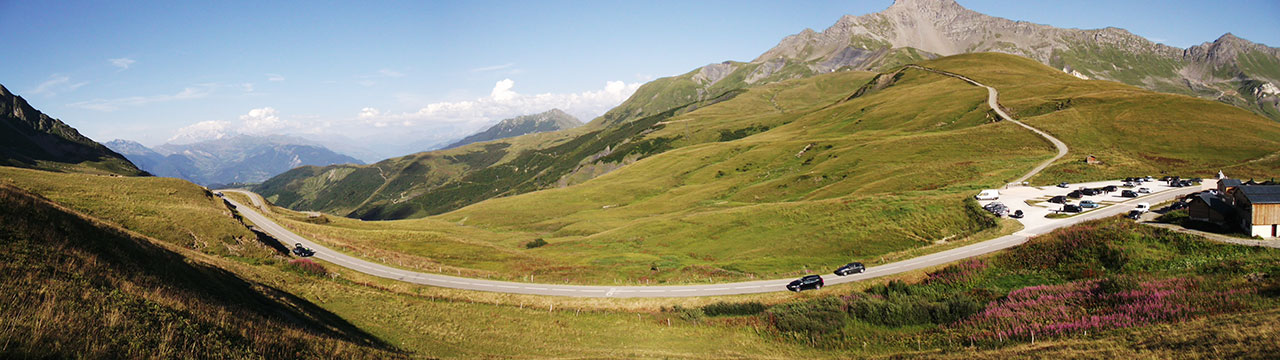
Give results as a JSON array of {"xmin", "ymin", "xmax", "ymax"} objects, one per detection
[
  {"xmin": 1121, "ymin": 190, "xmax": 1138, "ymax": 198},
  {"xmin": 1010, "ymin": 209, "xmax": 1024, "ymax": 219},
  {"xmin": 982, "ymin": 202, "xmax": 1009, "ymax": 216},
  {"xmin": 834, "ymin": 262, "xmax": 866, "ymax": 276},
  {"xmin": 1057, "ymin": 182, "xmax": 1069, "ymax": 188},
  {"xmin": 1125, "ymin": 210, "xmax": 1143, "ymax": 220},
  {"xmin": 1067, "ymin": 190, "xmax": 1083, "ymax": 199},
  {"xmin": 1160, "ymin": 176, "xmax": 1173, "ymax": 181},
  {"xmin": 292, "ymin": 243, "xmax": 315, "ymax": 257},
  {"xmin": 1102, "ymin": 185, "xmax": 1118, "ymax": 192},
  {"xmin": 1062, "ymin": 204, "xmax": 1083, "ymax": 213},
  {"xmin": 1081, "ymin": 188, "xmax": 1101, "ymax": 196},
  {"xmin": 1048, "ymin": 195, "xmax": 1068, "ymax": 204},
  {"xmin": 787, "ymin": 275, "xmax": 824, "ymax": 291}
]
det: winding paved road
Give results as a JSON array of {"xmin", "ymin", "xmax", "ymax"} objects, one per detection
[{"xmin": 221, "ymin": 185, "xmax": 1205, "ymax": 298}]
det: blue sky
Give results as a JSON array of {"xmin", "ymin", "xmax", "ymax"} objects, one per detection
[{"xmin": 1, "ymin": 0, "xmax": 1277, "ymax": 154}]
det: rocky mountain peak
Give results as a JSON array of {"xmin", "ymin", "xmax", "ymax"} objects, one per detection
[{"xmin": 887, "ymin": 0, "xmax": 965, "ymax": 12}]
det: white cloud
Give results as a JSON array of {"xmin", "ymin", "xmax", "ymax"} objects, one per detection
[
  {"xmin": 490, "ymin": 78, "xmax": 517, "ymax": 101},
  {"xmin": 471, "ymin": 63, "xmax": 515, "ymax": 72},
  {"xmin": 242, "ymin": 83, "xmax": 255, "ymax": 92},
  {"xmin": 167, "ymin": 107, "xmax": 296, "ymax": 143},
  {"xmin": 358, "ymin": 107, "xmax": 381, "ymax": 119},
  {"xmin": 266, "ymin": 73, "xmax": 285, "ymax": 82},
  {"xmin": 68, "ymin": 85, "xmax": 213, "ymax": 112},
  {"xmin": 357, "ymin": 79, "xmax": 641, "ymax": 131},
  {"xmin": 109, "ymin": 57, "xmax": 136, "ymax": 71},
  {"xmin": 168, "ymin": 120, "xmax": 230, "ymax": 144},
  {"xmin": 378, "ymin": 69, "xmax": 405, "ymax": 78},
  {"xmin": 239, "ymin": 107, "xmax": 289, "ymax": 134},
  {"xmin": 27, "ymin": 75, "xmax": 88, "ymax": 96}
]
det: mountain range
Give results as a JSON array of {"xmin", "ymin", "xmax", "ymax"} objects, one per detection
[
  {"xmin": 253, "ymin": 0, "xmax": 1280, "ymax": 220},
  {"xmin": 105, "ymin": 136, "xmax": 363, "ymax": 187},
  {"xmin": 0, "ymin": 83, "xmax": 143, "ymax": 176},
  {"xmin": 443, "ymin": 109, "xmax": 582, "ymax": 149},
  {"xmin": 748, "ymin": 0, "xmax": 1280, "ymax": 120}
]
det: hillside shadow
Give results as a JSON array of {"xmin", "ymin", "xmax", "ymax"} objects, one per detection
[{"xmin": 0, "ymin": 185, "xmax": 400, "ymax": 352}]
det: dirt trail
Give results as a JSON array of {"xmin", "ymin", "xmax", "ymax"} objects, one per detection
[{"xmin": 904, "ymin": 64, "xmax": 1070, "ymax": 184}]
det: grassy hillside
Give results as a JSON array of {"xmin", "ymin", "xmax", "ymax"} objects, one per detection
[
  {"xmin": 0, "ymin": 166, "xmax": 265, "ymax": 259},
  {"xmin": 748, "ymin": 217, "xmax": 1280, "ymax": 356},
  {"xmin": 252, "ymin": 53, "xmax": 1280, "ymax": 286},
  {"xmin": 924, "ymin": 53, "xmax": 1280, "ymax": 183},
  {"xmin": 0, "ymin": 184, "xmax": 400, "ymax": 358},
  {"xmin": 0, "ymin": 167, "xmax": 826, "ymax": 358},
  {"xmin": 256, "ymin": 53, "xmax": 867, "ymax": 220}
]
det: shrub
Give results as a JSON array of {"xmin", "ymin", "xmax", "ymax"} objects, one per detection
[
  {"xmin": 701, "ymin": 301, "xmax": 767, "ymax": 316},
  {"xmin": 954, "ymin": 276, "xmax": 1253, "ymax": 342},
  {"xmin": 668, "ymin": 305, "xmax": 705, "ymax": 323},
  {"xmin": 285, "ymin": 258, "xmax": 328, "ymax": 277},
  {"xmin": 524, "ymin": 238, "xmax": 548, "ymax": 249},
  {"xmin": 765, "ymin": 297, "xmax": 846, "ymax": 335}
]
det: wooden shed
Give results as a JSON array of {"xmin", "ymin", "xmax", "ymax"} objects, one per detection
[
  {"xmin": 1188, "ymin": 192, "xmax": 1235, "ymax": 226},
  {"xmin": 1233, "ymin": 185, "xmax": 1280, "ymax": 238}
]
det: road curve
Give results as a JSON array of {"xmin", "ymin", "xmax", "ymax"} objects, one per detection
[
  {"xmin": 217, "ymin": 186, "xmax": 1205, "ymax": 298},
  {"xmin": 904, "ymin": 65, "xmax": 1070, "ymax": 184}
]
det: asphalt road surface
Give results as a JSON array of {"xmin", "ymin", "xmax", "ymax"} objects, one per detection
[{"xmin": 218, "ymin": 185, "xmax": 1206, "ymax": 298}]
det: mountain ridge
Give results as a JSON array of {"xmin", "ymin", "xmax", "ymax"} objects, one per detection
[
  {"xmin": 105, "ymin": 135, "xmax": 363, "ymax": 186},
  {"xmin": 443, "ymin": 108, "xmax": 581, "ymax": 150},
  {"xmin": 751, "ymin": 0, "xmax": 1280, "ymax": 120},
  {"xmin": 0, "ymin": 83, "xmax": 145, "ymax": 176}
]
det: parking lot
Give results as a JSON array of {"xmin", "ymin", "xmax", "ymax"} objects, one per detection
[{"xmin": 977, "ymin": 178, "xmax": 1213, "ymax": 230}]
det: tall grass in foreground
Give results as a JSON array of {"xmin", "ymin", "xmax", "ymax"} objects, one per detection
[{"xmin": 0, "ymin": 185, "xmax": 401, "ymax": 359}]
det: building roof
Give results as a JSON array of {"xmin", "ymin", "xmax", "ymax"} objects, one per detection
[
  {"xmin": 1191, "ymin": 192, "xmax": 1237, "ymax": 216},
  {"xmin": 1237, "ymin": 185, "xmax": 1280, "ymax": 204},
  {"xmin": 1220, "ymin": 179, "xmax": 1242, "ymax": 187}
]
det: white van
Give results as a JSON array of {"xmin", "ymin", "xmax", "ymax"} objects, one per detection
[
  {"xmin": 1135, "ymin": 202, "xmax": 1150, "ymax": 213},
  {"xmin": 975, "ymin": 190, "xmax": 1000, "ymax": 200}
]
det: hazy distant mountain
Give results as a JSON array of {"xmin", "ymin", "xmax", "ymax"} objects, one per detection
[
  {"xmin": 749, "ymin": 0, "xmax": 1280, "ymax": 120},
  {"xmin": 0, "ymin": 83, "xmax": 144, "ymax": 176},
  {"xmin": 105, "ymin": 135, "xmax": 363, "ymax": 186},
  {"xmin": 443, "ymin": 109, "xmax": 582, "ymax": 149}
]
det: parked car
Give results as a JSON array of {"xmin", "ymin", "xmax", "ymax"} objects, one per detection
[
  {"xmin": 1123, "ymin": 181, "xmax": 1137, "ymax": 187},
  {"xmin": 1126, "ymin": 210, "xmax": 1143, "ymax": 220},
  {"xmin": 975, "ymin": 189, "xmax": 1000, "ymax": 200},
  {"xmin": 1144, "ymin": 176, "xmax": 1155, "ymax": 182},
  {"xmin": 1080, "ymin": 200, "xmax": 1099, "ymax": 208},
  {"xmin": 834, "ymin": 262, "xmax": 866, "ymax": 276},
  {"xmin": 787, "ymin": 275, "xmax": 824, "ymax": 291},
  {"xmin": 1134, "ymin": 203, "xmax": 1150, "ymax": 213},
  {"xmin": 1067, "ymin": 190, "xmax": 1083, "ymax": 199},
  {"xmin": 1081, "ymin": 188, "xmax": 1101, "ymax": 196},
  {"xmin": 1124, "ymin": 177, "xmax": 1136, "ymax": 183},
  {"xmin": 1160, "ymin": 176, "xmax": 1173, "ymax": 181},
  {"xmin": 1169, "ymin": 201, "xmax": 1187, "ymax": 210},
  {"xmin": 1121, "ymin": 190, "xmax": 1138, "ymax": 198},
  {"xmin": 1062, "ymin": 204, "xmax": 1083, "ymax": 213},
  {"xmin": 1048, "ymin": 195, "xmax": 1068, "ymax": 204},
  {"xmin": 1010, "ymin": 209, "xmax": 1024, "ymax": 219},
  {"xmin": 292, "ymin": 243, "xmax": 315, "ymax": 257},
  {"xmin": 1057, "ymin": 182, "xmax": 1069, "ymax": 188},
  {"xmin": 1102, "ymin": 185, "xmax": 1118, "ymax": 192},
  {"xmin": 1138, "ymin": 187, "xmax": 1151, "ymax": 194},
  {"xmin": 1180, "ymin": 180, "xmax": 1194, "ymax": 187},
  {"xmin": 983, "ymin": 202, "xmax": 1009, "ymax": 217}
]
